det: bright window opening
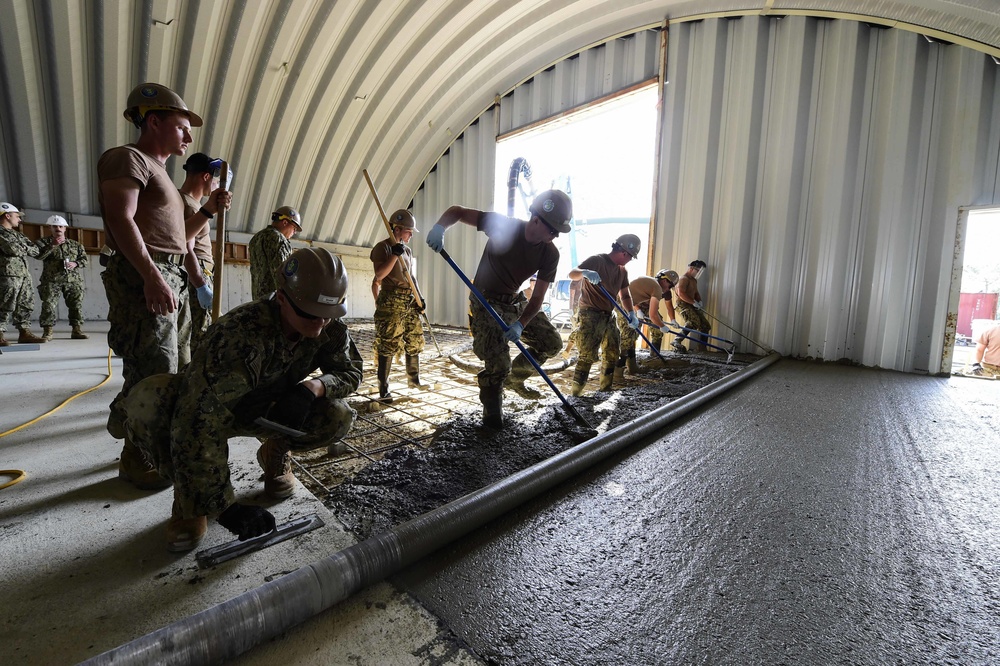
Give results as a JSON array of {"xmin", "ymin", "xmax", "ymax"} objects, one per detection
[{"xmin": 952, "ymin": 208, "xmax": 1000, "ymax": 374}]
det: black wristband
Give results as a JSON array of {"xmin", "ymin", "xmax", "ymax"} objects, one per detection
[{"xmin": 199, "ymin": 206, "xmax": 215, "ymax": 219}]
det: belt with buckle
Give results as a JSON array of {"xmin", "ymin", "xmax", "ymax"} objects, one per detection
[
  {"xmin": 149, "ymin": 252, "xmax": 185, "ymax": 266},
  {"xmin": 481, "ymin": 291, "xmax": 520, "ymax": 305}
]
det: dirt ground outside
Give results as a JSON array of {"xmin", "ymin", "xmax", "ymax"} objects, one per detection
[{"xmin": 293, "ymin": 319, "xmax": 759, "ymax": 541}]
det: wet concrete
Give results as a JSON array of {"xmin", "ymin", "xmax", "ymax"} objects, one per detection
[{"xmin": 367, "ymin": 360, "xmax": 999, "ymax": 664}]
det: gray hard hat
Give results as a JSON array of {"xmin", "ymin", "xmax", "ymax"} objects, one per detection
[
  {"xmin": 276, "ymin": 248, "xmax": 348, "ymax": 320},
  {"xmin": 529, "ymin": 190, "xmax": 573, "ymax": 234}
]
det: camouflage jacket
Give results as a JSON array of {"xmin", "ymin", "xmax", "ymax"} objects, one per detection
[
  {"xmin": 247, "ymin": 226, "xmax": 291, "ymax": 299},
  {"xmin": 0, "ymin": 227, "xmax": 40, "ymax": 277},
  {"xmin": 34, "ymin": 237, "xmax": 88, "ymax": 285},
  {"xmin": 170, "ymin": 299, "xmax": 363, "ymax": 514}
]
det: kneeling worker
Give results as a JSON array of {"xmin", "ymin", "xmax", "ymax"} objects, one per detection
[{"xmin": 121, "ymin": 248, "xmax": 363, "ymax": 551}]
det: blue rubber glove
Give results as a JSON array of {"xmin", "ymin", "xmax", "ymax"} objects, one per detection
[
  {"xmin": 503, "ymin": 321, "xmax": 524, "ymax": 342},
  {"xmin": 195, "ymin": 283, "xmax": 213, "ymax": 309},
  {"xmin": 626, "ymin": 311, "xmax": 641, "ymax": 330},
  {"xmin": 579, "ymin": 269, "xmax": 601, "ymax": 284},
  {"xmin": 426, "ymin": 225, "xmax": 446, "ymax": 253}
]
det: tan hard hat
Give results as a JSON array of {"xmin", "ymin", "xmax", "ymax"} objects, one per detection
[
  {"xmin": 276, "ymin": 248, "xmax": 348, "ymax": 319},
  {"xmin": 614, "ymin": 233, "xmax": 642, "ymax": 259},
  {"xmin": 123, "ymin": 83, "xmax": 203, "ymax": 128},
  {"xmin": 272, "ymin": 205, "xmax": 303, "ymax": 230},
  {"xmin": 389, "ymin": 209, "xmax": 418, "ymax": 232},
  {"xmin": 529, "ymin": 190, "xmax": 572, "ymax": 234},
  {"xmin": 655, "ymin": 268, "xmax": 679, "ymax": 285}
]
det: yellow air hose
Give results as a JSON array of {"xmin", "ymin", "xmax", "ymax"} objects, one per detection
[{"xmin": 0, "ymin": 348, "xmax": 114, "ymax": 490}]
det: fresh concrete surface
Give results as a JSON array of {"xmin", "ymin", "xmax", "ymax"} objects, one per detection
[{"xmin": 0, "ymin": 322, "xmax": 479, "ymax": 665}]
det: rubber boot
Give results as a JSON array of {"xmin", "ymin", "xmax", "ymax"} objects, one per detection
[
  {"xmin": 377, "ymin": 355, "xmax": 394, "ymax": 404},
  {"xmin": 256, "ymin": 438, "xmax": 296, "ymax": 499},
  {"xmin": 671, "ymin": 337, "xmax": 688, "ymax": 354},
  {"xmin": 118, "ymin": 438, "xmax": 171, "ymax": 490},
  {"xmin": 626, "ymin": 350, "xmax": 642, "ymax": 375},
  {"xmin": 18, "ymin": 328, "xmax": 46, "ymax": 343},
  {"xmin": 570, "ymin": 362, "xmax": 591, "ymax": 397},
  {"xmin": 0, "ymin": 331, "xmax": 9, "ymax": 347},
  {"xmin": 42, "ymin": 326, "xmax": 54, "ymax": 341},
  {"xmin": 166, "ymin": 497, "xmax": 207, "ymax": 553},
  {"xmin": 405, "ymin": 354, "xmax": 428, "ymax": 389},
  {"xmin": 613, "ymin": 365, "xmax": 626, "ymax": 386},
  {"xmin": 71, "ymin": 325, "xmax": 89, "ymax": 340},
  {"xmin": 599, "ymin": 365, "xmax": 616, "ymax": 392},
  {"xmin": 504, "ymin": 353, "xmax": 544, "ymax": 400},
  {"xmin": 480, "ymin": 382, "xmax": 504, "ymax": 430}
]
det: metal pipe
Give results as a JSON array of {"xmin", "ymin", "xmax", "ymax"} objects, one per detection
[{"xmin": 83, "ymin": 351, "xmax": 782, "ymax": 666}]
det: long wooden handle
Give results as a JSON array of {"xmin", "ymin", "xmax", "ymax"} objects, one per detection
[
  {"xmin": 211, "ymin": 162, "xmax": 229, "ymax": 320},
  {"xmin": 362, "ymin": 169, "xmax": 423, "ymax": 309}
]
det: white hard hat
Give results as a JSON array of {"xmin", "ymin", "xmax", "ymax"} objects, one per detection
[
  {"xmin": 0, "ymin": 202, "xmax": 21, "ymax": 215},
  {"xmin": 47, "ymin": 215, "xmax": 68, "ymax": 227}
]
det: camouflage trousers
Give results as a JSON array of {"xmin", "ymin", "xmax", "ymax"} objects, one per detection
[
  {"xmin": 122, "ymin": 372, "xmax": 357, "ymax": 518},
  {"xmin": 675, "ymin": 301, "xmax": 710, "ymax": 347},
  {"xmin": 184, "ymin": 265, "xmax": 214, "ymax": 355},
  {"xmin": 616, "ymin": 303, "xmax": 664, "ymax": 356},
  {"xmin": 574, "ymin": 307, "xmax": 620, "ymax": 370},
  {"xmin": 373, "ymin": 287, "xmax": 424, "ymax": 358},
  {"xmin": 38, "ymin": 277, "xmax": 85, "ymax": 327},
  {"xmin": 102, "ymin": 254, "xmax": 190, "ymax": 439},
  {"xmin": 0, "ymin": 275, "xmax": 36, "ymax": 332},
  {"xmin": 470, "ymin": 294, "xmax": 562, "ymax": 387}
]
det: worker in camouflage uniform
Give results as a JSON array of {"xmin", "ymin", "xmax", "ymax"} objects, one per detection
[
  {"xmin": 34, "ymin": 215, "xmax": 89, "ymax": 340},
  {"xmin": 672, "ymin": 260, "xmax": 710, "ymax": 353},
  {"xmin": 426, "ymin": 190, "xmax": 571, "ymax": 429},
  {"xmin": 371, "ymin": 209, "xmax": 428, "ymax": 403},
  {"xmin": 0, "ymin": 202, "xmax": 47, "ymax": 346},
  {"xmin": 177, "ymin": 152, "xmax": 222, "ymax": 351},
  {"xmin": 121, "ymin": 248, "xmax": 362, "ymax": 552},
  {"xmin": 568, "ymin": 234, "xmax": 641, "ymax": 396},
  {"xmin": 248, "ymin": 206, "xmax": 300, "ymax": 300},
  {"xmin": 615, "ymin": 269, "xmax": 678, "ymax": 377},
  {"xmin": 98, "ymin": 83, "xmax": 231, "ymax": 491}
]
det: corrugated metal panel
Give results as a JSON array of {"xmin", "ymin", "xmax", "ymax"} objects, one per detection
[{"xmin": 655, "ymin": 15, "xmax": 1000, "ymax": 373}]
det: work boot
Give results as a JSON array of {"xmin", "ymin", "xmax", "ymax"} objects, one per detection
[
  {"xmin": 118, "ymin": 438, "xmax": 171, "ymax": 490},
  {"xmin": 570, "ymin": 362, "xmax": 591, "ymax": 397},
  {"xmin": 71, "ymin": 325, "xmax": 89, "ymax": 340},
  {"xmin": 42, "ymin": 326, "xmax": 54, "ymax": 341},
  {"xmin": 256, "ymin": 439, "xmax": 296, "ymax": 499},
  {"xmin": 671, "ymin": 338, "xmax": 688, "ymax": 354},
  {"xmin": 612, "ymin": 365, "xmax": 626, "ymax": 386},
  {"xmin": 405, "ymin": 354, "xmax": 428, "ymax": 389},
  {"xmin": 480, "ymin": 382, "xmax": 504, "ymax": 430},
  {"xmin": 599, "ymin": 365, "xmax": 616, "ymax": 392},
  {"xmin": 166, "ymin": 498, "xmax": 207, "ymax": 553},
  {"xmin": 504, "ymin": 353, "xmax": 544, "ymax": 400},
  {"xmin": 624, "ymin": 350, "xmax": 641, "ymax": 375},
  {"xmin": 18, "ymin": 328, "xmax": 46, "ymax": 344},
  {"xmin": 376, "ymin": 355, "xmax": 393, "ymax": 404},
  {"xmin": 0, "ymin": 332, "xmax": 8, "ymax": 347}
]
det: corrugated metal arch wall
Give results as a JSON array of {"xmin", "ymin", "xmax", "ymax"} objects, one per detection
[
  {"xmin": 417, "ymin": 16, "xmax": 1000, "ymax": 374},
  {"xmin": 655, "ymin": 15, "xmax": 1000, "ymax": 373}
]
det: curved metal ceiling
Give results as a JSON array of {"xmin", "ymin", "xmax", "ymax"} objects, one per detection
[{"xmin": 1, "ymin": 0, "xmax": 999, "ymax": 247}]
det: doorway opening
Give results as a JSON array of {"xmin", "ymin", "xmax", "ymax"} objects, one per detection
[
  {"xmin": 950, "ymin": 207, "xmax": 1000, "ymax": 375},
  {"xmin": 494, "ymin": 85, "xmax": 658, "ymax": 326}
]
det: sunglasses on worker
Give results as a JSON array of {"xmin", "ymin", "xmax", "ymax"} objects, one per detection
[{"xmin": 281, "ymin": 290, "xmax": 322, "ymax": 320}]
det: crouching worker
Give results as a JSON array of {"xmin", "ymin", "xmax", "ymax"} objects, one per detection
[{"xmin": 120, "ymin": 248, "xmax": 363, "ymax": 552}]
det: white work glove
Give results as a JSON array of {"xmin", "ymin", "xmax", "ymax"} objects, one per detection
[
  {"xmin": 579, "ymin": 269, "xmax": 601, "ymax": 285},
  {"xmin": 668, "ymin": 319, "xmax": 679, "ymax": 328},
  {"xmin": 503, "ymin": 321, "xmax": 524, "ymax": 342},
  {"xmin": 626, "ymin": 311, "xmax": 641, "ymax": 330},
  {"xmin": 659, "ymin": 324, "xmax": 673, "ymax": 334},
  {"xmin": 426, "ymin": 225, "xmax": 446, "ymax": 253},
  {"xmin": 693, "ymin": 300, "xmax": 703, "ymax": 310},
  {"xmin": 195, "ymin": 283, "xmax": 213, "ymax": 309}
]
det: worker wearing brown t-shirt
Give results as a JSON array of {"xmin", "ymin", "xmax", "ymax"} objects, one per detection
[
  {"xmin": 178, "ymin": 152, "xmax": 223, "ymax": 352},
  {"xmin": 98, "ymin": 82, "xmax": 231, "ymax": 491},
  {"xmin": 567, "ymin": 234, "xmax": 640, "ymax": 396},
  {"xmin": 425, "ymin": 190, "xmax": 572, "ymax": 429}
]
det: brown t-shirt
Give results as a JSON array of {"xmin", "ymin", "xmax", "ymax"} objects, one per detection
[
  {"xmin": 472, "ymin": 212, "xmax": 558, "ymax": 295},
  {"xmin": 370, "ymin": 237, "xmax": 414, "ymax": 291},
  {"xmin": 97, "ymin": 145, "xmax": 186, "ymax": 255},
  {"xmin": 628, "ymin": 276, "xmax": 663, "ymax": 310},
  {"xmin": 976, "ymin": 323, "xmax": 1000, "ymax": 365},
  {"xmin": 180, "ymin": 191, "xmax": 214, "ymax": 266},
  {"xmin": 577, "ymin": 253, "xmax": 629, "ymax": 312}
]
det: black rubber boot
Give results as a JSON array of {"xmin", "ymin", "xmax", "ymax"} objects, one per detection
[
  {"xmin": 377, "ymin": 355, "xmax": 393, "ymax": 404},
  {"xmin": 405, "ymin": 354, "xmax": 428, "ymax": 388},
  {"xmin": 480, "ymin": 382, "xmax": 504, "ymax": 430}
]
